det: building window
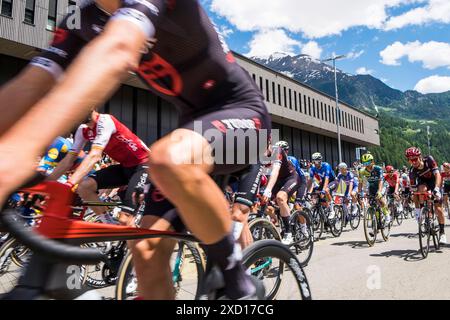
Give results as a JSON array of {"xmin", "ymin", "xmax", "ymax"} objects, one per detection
[
  {"xmin": 278, "ymin": 84, "xmax": 281, "ymax": 106},
  {"xmin": 299, "ymin": 93, "xmax": 303, "ymax": 113},
  {"xmin": 47, "ymin": 0, "xmax": 58, "ymax": 30},
  {"xmin": 294, "ymin": 91, "xmax": 297, "ymax": 111},
  {"xmin": 308, "ymin": 97, "xmax": 311, "ymax": 116},
  {"xmin": 288, "ymin": 89, "xmax": 292, "ymax": 109},
  {"xmin": 272, "ymin": 82, "xmax": 276, "ymax": 104},
  {"xmin": 24, "ymin": 0, "xmax": 35, "ymax": 24},
  {"xmin": 312, "ymin": 99, "xmax": 316, "ymax": 118},
  {"xmin": 259, "ymin": 76, "xmax": 263, "ymax": 93},
  {"xmin": 332, "ymin": 107, "xmax": 335, "ymax": 124},
  {"xmin": 283, "ymin": 87, "xmax": 287, "ymax": 108},
  {"xmin": 320, "ymin": 102, "xmax": 324, "ymax": 121},
  {"xmin": 1, "ymin": 0, "xmax": 13, "ymax": 17},
  {"xmin": 252, "ymin": 74, "xmax": 256, "ymax": 82},
  {"xmin": 265, "ymin": 79, "xmax": 269, "ymax": 102}
]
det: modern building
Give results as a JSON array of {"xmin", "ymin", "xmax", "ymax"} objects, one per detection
[{"xmin": 0, "ymin": 0, "xmax": 380, "ymax": 166}]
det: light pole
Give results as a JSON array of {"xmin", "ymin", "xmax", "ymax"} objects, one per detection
[
  {"xmin": 427, "ymin": 125, "xmax": 431, "ymax": 155},
  {"xmin": 322, "ymin": 54, "xmax": 346, "ymax": 164}
]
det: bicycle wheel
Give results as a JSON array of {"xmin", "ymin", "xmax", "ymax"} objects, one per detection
[
  {"xmin": 290, "ymin": 210, "xmax": 314, "ymax": 267},
  {"xmin": 431, "ymin": 213, "xmax": 440, "ymax": 251},
  {"xmin": 349, "ymin": 205, "xmax": 361, "ymax": 230},
  {"xmin": 115, "ymin": 241, "xmax": 204, "ymax": 300},
  {"xmin": 311, "ymin": 207, "xmax": 323, "ymax": 241},
  {"xmin": 330, "ymin": 206, "xmax": 344, "ymax": 237},
  {"xmin": 248, "ymin": 218, "xmax": 281, "ymax": 242},
  {"xmin": 381, "ymin": 211, "xmax": 391, "ymax": 241},
  {"xmin": 395, "ymin": 206, "xmax": 403, "ymax": 226},
  {"xmin": 80, "ymin": 241, "xmax": 118, "ymax": 289},
  {"xmin": 418, "ymin": 209, "xmax": 431, "ymax": 259},
  {"xmin": 242, "ymin": 239, "xmax": 312, "ymax": 300},
  {"xmin": 364, "ymin": 207, "xmax": 377, "ymax": 246},
  {"xmin": 0, "ymin": 238, "xmax": 28, "ymax": 295}
]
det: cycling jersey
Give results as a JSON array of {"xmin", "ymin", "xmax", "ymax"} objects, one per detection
[
  {"xmin": 310, "ymin": 162, "xmax": 336, "ymax": 187},
  {"xmin": 70, "ymin": 114, "xmax": 149, "ymax": 168},
  {"xmin": 409, "ymin": 156, "xmax": 439, "ymax": 189},
  {"xmin": 335, "ymin": 171, "xmax": 356, "ymax": 196},
  {"xmin": 30, "ymin": 0, "xmax": 264, "ymax": 119},
  {"xmin": 384, "ymin": 172, "xmax": 399, "ymax": 188},
  {"xmin": 272, "ymin": 147, "xmax": 297, "ymax": 180},
  {"xmin": 400, "ymin": 173, "xmax": 411, "ymax": 189},
  {"xmin": 359, "ymin": 166, "xmax": 383, "ymax": 194},
  {"xmin": 442, "ymin": 170, "xmax": 450, "ymax": 186},
  {"xmin": 288, "ymin": 156, "xmax": 305, "ymax": 179}
]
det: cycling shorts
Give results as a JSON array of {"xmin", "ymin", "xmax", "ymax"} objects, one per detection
[
  {"xmin": 272, "ymin": 175, "xmax": 299, "ymax": 199},
  {"xmin": 89, "ymin": 164, "xmax": 150, "ymax": 215},
  {"xmin": 234, "ymin": 164, "xmax": 263, "ymax": 208}
]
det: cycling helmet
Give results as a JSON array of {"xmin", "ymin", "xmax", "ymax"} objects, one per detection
[
  {"xmin": 405, "ymin": 147, "xmax": 421, "ymax": 159},
  {"xmin": 275, "ymin": 141, "xmax": 289, "ymax": 151},
  {"xmin": 338, "ymin": 162, "xmax": 348, "ymax": 170},
  {"xmin": 312, "ymin": 152, "xmax": 323, "ymax": 161},
  {"xmin": 361, "ymin": 153, "xmax": 374, "ymax": 164},
  {"xmin": 385, "ymin": 165, "xmax": 394, "ymax": 173},
  {"xmin": 443, "ymin": 163, "xmax": 450, "ymax": 170}
]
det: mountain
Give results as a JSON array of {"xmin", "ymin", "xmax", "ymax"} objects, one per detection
[
  {"xmin": 252, "ymin": 53, "xmax": 450, "ymax": 120},
  {"xmin": 252, "ymin": 53, "xmax": 450, "ymax": 166}
]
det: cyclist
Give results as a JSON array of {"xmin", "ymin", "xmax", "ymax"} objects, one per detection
[
  {"xmin": 48, "ymin": 110, "xmax": 150, "ymax": 225},
  {"xmin": 442, "ymin": 163, "xmax": 450, "ymax": 214},
  {"xmin": 288, "ymin": 154, "xmax": 308, "ymax": 206},
  {"xmin": 334, "ymin": 163, "xmax": 359, "ymax": 221},
  {"xmin": 0, "ymin": 0, "xmax": 269, "ymax": 300},
  {"xmin": 307, "ymin": 152, "xmax": 336, "ymax": 215},
  {"xmin": 358, "ymin": 153, "xmax": 391, "ymax": 232},
  {"xmin": 384, "ymin": 165, "xmax": 403, "ymax": 213},
  {"xmin": 262, "ymin": 141, "xmax": 301, "ymax": 245},
  {"xmin": 406, "ymin": 147, "xmax": 446, "ymax": 244}
]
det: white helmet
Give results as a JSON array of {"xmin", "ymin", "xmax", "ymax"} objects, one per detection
[
  {"xmin": 338, "ymin": 162, "xmax": 348, "ymax": 170},
  {"xmin": 312, "ymin": 152, "xmax": 323, "ymax": 161},
  {"xmin": 275, "ymin": 141, "xmax": 289, "ymax": 151}
]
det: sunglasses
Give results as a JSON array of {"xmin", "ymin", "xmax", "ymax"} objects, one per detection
[{"xmin": 408, "ymin": 157, "xmax": 420, "ymax": 163}]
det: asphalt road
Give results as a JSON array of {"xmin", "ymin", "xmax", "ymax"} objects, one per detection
[{"xmin": 304, "ymin": 216, "xmax": 450, "ymax": 300}]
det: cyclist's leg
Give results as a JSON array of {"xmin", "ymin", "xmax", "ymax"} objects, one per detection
[
  {"xmin": 77, "ymin": 165, "xmax": 128, "ymax": 216},
  {"xmin": 148, "ymin": 106, "xmax": 270, "ymax": 299},
  {"xmin": 233, "ymin": 164, "xmax": 263, "ymax": 249},
  {"xmin": 414, "ymin": 184, "xmax": 428, "ymax": 220},
  {"xmin": 119, "ymin": 164, "xmax": 150, "ymax": 225}
]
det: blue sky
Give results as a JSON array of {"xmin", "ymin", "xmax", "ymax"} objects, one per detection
[{"xmin": 200, "ymin": 0, "xmax": 450, "ymax": 94}]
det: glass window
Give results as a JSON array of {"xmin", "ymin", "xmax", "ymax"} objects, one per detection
[
  {"xmin": 47, "ymin": 0, "xmax": 58, "ymax": 30},
  {"xmin": 312, "ymin": 99, "xmax": 316, "ymax": 118},
  {"xmin": 265, "ymin": 79, "xmax": 269, "ymax": 102},
  {"xmin": 308, "ymin": 97, "xmax": 311, "ymax": 116},
  {"xmin": 294, "ymin": 91, "xmax": 297, "ymax": 111},
  {"xmin": 288, "ymin": 89, "xmax": 292, "ymax": 109},
  {"xmin": 278, "ymin": 84, "xmax": 281, "ymax": 106},
  {"xmin": 1, "ymin": 0, "xmax": 13, "ymax": 17},
  {"xmin": 283, "ymin": 87, "xmax": 287, "ymax": 108},
  {"xmin": 272, "ymin": 82, "xmax": 276, "ymax": 104},
  {"xmin": 24, "ymin": 0, "xmax": 35, "ymax": 24}
]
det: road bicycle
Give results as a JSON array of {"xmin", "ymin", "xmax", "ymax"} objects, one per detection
[
  {"xmin": 415, "ymin": 192, "xmax": 440, "ymax": 259},
  {"xmin": 0, "ymin": 176, "xmax": 312, "ymax": 300},
  {"xmin": 333, "ymin": 194, "xmax": 361, "ymax": 231},
  {"xmin": 308, "ymin": 192, "xmax": 343, "ymax": 240},
  {"xmin": 387, "ymin": 194, "xmax": 403, "ymax": 226},
  {"xmin": 363, "ymin": 195, "xmax": 391, "ymax": 247}
]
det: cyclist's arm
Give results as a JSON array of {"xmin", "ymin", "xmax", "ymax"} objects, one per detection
[
  {"xmin": 348, "ymin": 180, "xmax": 354, "ymax": 195},
  {"xmin": 323, "ymin": 176, "xmax": 330, "ymax": 191},
  {"xmin": 46, "ymin": 152, "xmax": 78, "ymax": 181},
  {"xmin": 378, "ymin": 178, "xmax": 384, "ymax": 193},
  {"xmin": 68, "ymin": 147, "xmax": 103, "ymax": 186},
  {"xmin": 0, "ymin": 18, "xmax": 147, "ymax": 156},
  {"xmin": 0, "ymin": 66, "xmax": 55, "ymax": 137},
  {"xmin": 434, "ymin": 171, "xmax": 442, "ymax": 189}
]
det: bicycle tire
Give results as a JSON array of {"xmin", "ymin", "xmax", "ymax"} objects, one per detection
[
  {"xmin": 311, "ymin": 207, "xmax": 323, "ymax": 241},
  {"xmin": 242, "ymin": 239, "xmax": 312, "ymax": 300},
  {"xmin": 248, "ymin": 218, "xmax": 282, "ymax": 242},
  {"xmin": 418, "ymin": 208, "xmax": 430, "ymax": 259},
  {"xmin": 349, "ymin": 205, "xmax": 361, "ymax": 230},
  {"xmin": 330, "ymin": 206, "xmax": 343, "ymax": 238},
  {"xmin": 115, "ymin": 241, "xmax": 204, "ymax": 300},
  {"xmin": 290, "ymin": 210, "xmax": 314, "ymax": 267},
  {"xmin": 0, "ymin": 238, "xmax": 31, "ymax": 295},
  {"xmin": 380, "ymin": 210, "xmax": 391, "ymax": 241},
  {"xmin": 364, "ymin": 207, "xmax": 377, "ymax": 247}
]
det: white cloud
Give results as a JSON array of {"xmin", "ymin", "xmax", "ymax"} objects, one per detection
[
  {"xmin": 246, "ymin": 29, "xmax": 301, "ymax": 58},
  {"xmin": 209, "ymin": 0, "xmax": 421, "ymax": 39},
  {"xmin": 218, "ymin": 25, "xmax": 234, "ymax": 38},
  {"xmin": 384, "ymin": 0, "xmax": 450, "ymax": 30},
  {"xmin": 301, "ymin": 41, "xmax": 323, "ymax": 60},
  {"xmin": 380, "ymin": 41, "xmax": 450, "ymax": 69},
  {"xmin": 356, "ymin": 67, "xmax": 374, "ymax": 75},
  {"xmin": 347, "ymin": 50, "xmax": 365, "ymax": 60},
  {"xmin": 414, "ymin": 75, "xmax": 450, "ymax": 93}
]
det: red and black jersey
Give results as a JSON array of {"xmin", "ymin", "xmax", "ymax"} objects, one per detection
[
  {"xmin": 30, "ymin": 0, "xmax": 264, "ymax": 118},
  {"xmin": 409, "ymin": 156, "xmax": 439, "ymax": 186},
  {"xmin": 271, "ymin": 146, "xmax": 297, "ymax": 180}
]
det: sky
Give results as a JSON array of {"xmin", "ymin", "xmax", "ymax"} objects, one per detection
[{"xmin": 200, "ymin": 0, "xmax": 450, "ymax": 94}]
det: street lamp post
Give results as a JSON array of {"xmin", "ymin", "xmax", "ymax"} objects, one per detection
[{"xmin": 322, "ymin": 55, "xmax": 346, "ymax": 164}]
